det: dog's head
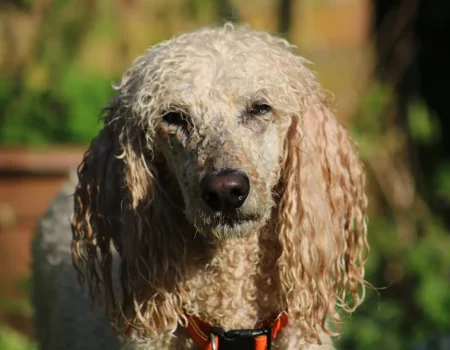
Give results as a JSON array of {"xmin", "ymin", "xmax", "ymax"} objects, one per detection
[
  {"xmin": 72, "ymin": 25, "xmax": 368, "ymax": 341},
  {"xmin": 116, "ymin": 27, "xmax": 306, "ymax": 239}
]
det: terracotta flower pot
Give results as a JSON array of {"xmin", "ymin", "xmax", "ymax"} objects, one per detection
[{"xmin": 0, "ymin": 146, "xmax": 85, "ymax": 337}]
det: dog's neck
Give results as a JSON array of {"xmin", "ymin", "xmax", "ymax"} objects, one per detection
[{"xmin": 182, "ymin": 224, "xmax": 283, "ymax": 330}]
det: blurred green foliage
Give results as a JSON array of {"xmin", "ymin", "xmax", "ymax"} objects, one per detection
[
  {"xmin": 0, "ymin": 327, "xmax": 37, "ymax": 350},
  {"xmin": 0, "ymin": 0, "xmax": 115, "ymax": 146},
  {"xmin": 408, "ymin": 102, "xmax": 441, "ymax": 145},
  {"xmin": 0, "ymin": 278, "xmax": 33, "ymax": 318},
  {"xmin": 0, "ymin": 71, "xmax": 109, "ymax": 145},
  {"xmin": 0, "ymin": 278, "xmax": 35, "ymax": 350},
  {"xmin": 339, "ymin": 84, "xmax": 450, "ymax": 350}
]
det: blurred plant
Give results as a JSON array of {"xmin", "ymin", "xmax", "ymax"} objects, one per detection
[
  {"xmin": 407, "ymin": 102, "xmax": 441, "ymax": 145},
  {"xmin": 0, "ymin": 277, "xmax": 33, "ymax": 318},
  {"xmin": 186, "ymin": 0, "xmax": 239, "ymax": 23},
  {"xmin": 278, "ymin": 0, "xmax": 292, "ymax": 38},
  {"xmin": 0, "ymin": 327, "xmax": 37, "ymax": 350},
  {"xmin": 0, "ymin": 0, "xmax": 112, "ymax": 146},
  {"xmin": 0, "ymin": 70, "xmax": 111, "ymax": 145},
  {"xmin": 0, "ymin": 277, "xmax": 35, "ymax": 350},
  {"xmin": 338, "ymin": 82, "xmax": 450, "ymax": 350}
]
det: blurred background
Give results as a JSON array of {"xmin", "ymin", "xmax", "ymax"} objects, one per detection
[{"xmin": 0, "ymin": 0, "xmax": 449, "ymax": 349}]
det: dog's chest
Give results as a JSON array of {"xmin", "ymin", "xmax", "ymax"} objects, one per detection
[{"xmin": 183, "ymin": 233, "xmax": 282, "ymax": 330}]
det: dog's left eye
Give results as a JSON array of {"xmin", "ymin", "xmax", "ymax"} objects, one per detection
[{"xmin": 248, "ymin": 103, "xmax": 272, "ymax": 116}]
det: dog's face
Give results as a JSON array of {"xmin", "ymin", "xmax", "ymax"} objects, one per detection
[
  {"xmin": 154, "ymin": 64, "xmax": 292, "ymax": 238},
  {"xmin": 157, "ymin": 95, "xmax": 288, "ymax": 238},
  {"xmin": 137, "ymin": 31, "xmax": 300, "ymax": 238}
]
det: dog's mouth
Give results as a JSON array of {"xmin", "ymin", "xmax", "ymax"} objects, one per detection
[
  {"xmin": 214, "ymin": 212, "xmax": 259, "ymax": 227},
  {"xmin": 192, "ymin": 211, "xmax": 261, "ymax": 238}
]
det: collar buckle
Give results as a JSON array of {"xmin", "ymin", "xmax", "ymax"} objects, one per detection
[{"xmin": 209, "ymin": 325, "xmax": 272, "ymax": 350}]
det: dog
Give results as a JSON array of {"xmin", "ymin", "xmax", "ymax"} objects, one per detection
[{"xmin": 32, "ymin": 24, "xmax": 368, "ymax": 349}]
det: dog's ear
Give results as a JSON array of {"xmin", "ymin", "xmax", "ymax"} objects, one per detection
[
  {"xmin": 71, "ymin": 92, "xmax": 187, "ymax": 338},
  {"xmin": 277, "ymin": 93, "xmax": 368, "ymax": 340},
  {"xmin": 71, "ymin": 100, "xmax": 122, "ymax": 318}
]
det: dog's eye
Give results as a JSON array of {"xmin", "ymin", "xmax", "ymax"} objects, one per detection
[
  {"xmin": 248, "ymin": 103, "xmax": 272, "ymax": 116},
  {"xmin": 162, "ymin": 111, "xmax": 189, "ymax": 129}
]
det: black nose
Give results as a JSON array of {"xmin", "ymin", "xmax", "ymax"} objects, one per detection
[{"xmin": 200, "ymin": 170, "xmax": 250, "ymax": 212}]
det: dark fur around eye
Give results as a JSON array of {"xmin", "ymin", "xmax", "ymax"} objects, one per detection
[
  {"xmin": 162, "ymin": 111, "xmax": 190, "ymax": 130},
  {"xmin": 248, "ymin": 103, "xmax": 272, "ymax": 116}
]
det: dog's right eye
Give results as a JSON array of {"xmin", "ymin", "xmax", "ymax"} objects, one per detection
[
  {"xmin": 248, "ymin": 103, "xmax": 272, "ymax": 116},
  {"xmin": 162, "ymin": 111, "xmax": 189, "ymax": 130}
]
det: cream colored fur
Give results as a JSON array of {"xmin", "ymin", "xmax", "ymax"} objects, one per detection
[{"xmin": 33, "ymin": 24, "xmax": 368, "ymax": 349}]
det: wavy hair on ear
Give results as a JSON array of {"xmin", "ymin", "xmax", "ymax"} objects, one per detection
[
  {"xmin": 277, "ymin": 91, "xmax": 368, "ymax": 343},
  {"xmin": 71, "ymin": 63, "xmax": 190, "ymax": 339}
]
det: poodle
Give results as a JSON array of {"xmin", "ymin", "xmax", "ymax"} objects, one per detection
[{"xmin": 32, "ymin": 24, "xmax": 369, "ymax": 350}]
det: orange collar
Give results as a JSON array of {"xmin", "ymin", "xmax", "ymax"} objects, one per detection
[{"xmin": 184, "ymin": 313, "xmax": 289, "ymax": 350}]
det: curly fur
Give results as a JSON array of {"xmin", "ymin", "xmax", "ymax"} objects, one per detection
[{"xmin": 33, "ymin": 24, "xmax": 368, "ymax": 349}]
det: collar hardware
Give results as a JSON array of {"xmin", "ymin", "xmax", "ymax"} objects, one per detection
[{"xmin": 209, "ymin": 325, "xmax": 271, "ymax": 350}]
